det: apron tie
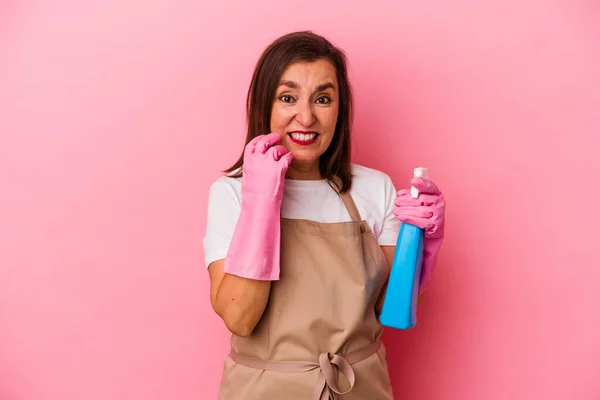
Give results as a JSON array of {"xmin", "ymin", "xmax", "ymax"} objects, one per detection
[
  {"xmin": 314, "ymin": 351, "xmax": 355, "ymax": 399},
  {"xmin": 229, "ymin": 339, "xmax": 382, "ymax": 400}
]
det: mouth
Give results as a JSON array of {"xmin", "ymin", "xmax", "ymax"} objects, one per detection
[{"xmin": 288, "ymin": 130, "xmax": 319, "ymax": 146}]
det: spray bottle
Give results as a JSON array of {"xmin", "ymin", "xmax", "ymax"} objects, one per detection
[{"xmin": 379, "ymin": 167, "xmax": 428, "ymax": 330}]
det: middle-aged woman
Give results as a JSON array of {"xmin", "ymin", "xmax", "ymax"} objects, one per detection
[{"xmin": 203, "ymin": 31, "xmax": 446, "ymax": 399}]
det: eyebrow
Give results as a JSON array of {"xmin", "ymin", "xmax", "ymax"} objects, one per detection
[{"xmin": 278, "ymin": 80, "xmax": 336, "ymax": 92}]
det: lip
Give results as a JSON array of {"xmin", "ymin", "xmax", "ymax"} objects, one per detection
[{"xmin": 288, "ymin": 130, "xmax": 319, "ymax": 146}]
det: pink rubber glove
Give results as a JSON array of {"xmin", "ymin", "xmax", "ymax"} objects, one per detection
[
  {"xmin": 224, "ymin": 133, "xmax": 293, "ymax": 280},
  {"xmin": 393, "ymin": 177, "xmax": 446, "ymax": 294}
]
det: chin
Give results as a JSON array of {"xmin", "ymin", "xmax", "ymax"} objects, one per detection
[{"xmin": 289, "ymin": 150, "xmax": 321, "ymax": 163}]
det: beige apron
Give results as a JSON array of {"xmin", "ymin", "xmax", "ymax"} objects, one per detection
[{"xmin": 218, "ymin": 189, "xmax": 395, "ymax": 399}]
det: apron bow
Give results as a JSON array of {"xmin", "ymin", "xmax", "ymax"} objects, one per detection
[
  {"xmin": 314, "ymin": 352, "xmax": 356, "ymax": 400},
  {"xmin": 229, "ymin": 339, "xmax": 382, "ymax": 400}
]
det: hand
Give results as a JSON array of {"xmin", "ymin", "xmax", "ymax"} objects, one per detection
[
  {"xmin": 393, "ymin": 177, "xmax": 446, "ymax": 293},
  {"xmin": 392, "ymin": 177, "xmax": 445, "ymax": 238},
  {"xmin": 242, "ymin": 133, "xmax": 293, "ymax": 201}
]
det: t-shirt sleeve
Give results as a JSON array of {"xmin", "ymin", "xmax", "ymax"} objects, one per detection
[
  {"xmin": 202, "ymin": 178, "xmax": 241, "ymax": 268},
  {"xmin": 377, "ymin": 174, "xmax": 401, "ymax": 246}
]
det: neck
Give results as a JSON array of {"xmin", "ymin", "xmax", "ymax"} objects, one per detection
[{"xmin": 286, "ymin": 161, "xmax": 321, "ymax": 180}]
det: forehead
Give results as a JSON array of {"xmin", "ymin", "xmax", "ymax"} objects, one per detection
[{"xmin": 280, "ymin": 59, "xmax": 338, "ymax": 86}]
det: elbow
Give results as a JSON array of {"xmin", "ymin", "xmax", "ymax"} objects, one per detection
[
  {"xmin": 225, "ymin": 319, "xmax": 254, "ymax": 337},
  {"xmin": 223, "ymin": 313, "xmax": 256, "ymax": 337},
  {"xmin": 213, "ymin": 302, "xmax": 257, "ymax": 337},
  {"xmin": 210, "ymin": 281, "xmax": 264, "ymax": 337}
]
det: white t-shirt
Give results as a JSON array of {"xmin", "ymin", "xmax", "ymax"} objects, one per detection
[{"xmin": 203, "ymin": 164, "xmax": 401, "ymax": 268}]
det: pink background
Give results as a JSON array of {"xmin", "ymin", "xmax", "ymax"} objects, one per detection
[{"xmin": 1, "ymin": 1, "xmax": 599, "ymax": 399}]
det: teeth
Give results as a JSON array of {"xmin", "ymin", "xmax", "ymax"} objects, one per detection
[{"xmin": 290, "ymin": 132, "xmax": 317, "ymax": 141}]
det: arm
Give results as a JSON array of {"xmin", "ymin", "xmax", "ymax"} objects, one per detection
[
  {"xmin": 208, "ymin": 260, "xmax": 271, "ymax": 337},
  {"xmin": 204, "ymin": 133, "xmax": 292, "ymax": 337}
]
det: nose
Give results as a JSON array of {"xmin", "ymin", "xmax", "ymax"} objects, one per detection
[{"xmin": 294, "ymin": 100, "xmax": 316, "ymax": 127}]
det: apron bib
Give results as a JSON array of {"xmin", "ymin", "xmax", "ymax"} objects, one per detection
[{"xmin": 218, "ymin": 190, "xmax": 395, "ymax": 399}]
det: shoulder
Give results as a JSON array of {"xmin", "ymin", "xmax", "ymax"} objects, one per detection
[
  {"xmin": 349, "ymin": 164, "xmax": 397, "ymax": 213},
  {"xmin": 348, "ymin": 164, "xmax": 400, "ymax": 242},
  {"xmin": 208, "ymin": 174, "xmax": 242, "ymax": 205},
  {"xmin": 350, "ymin": 163, "xmax": 395, "ymax": 190}
]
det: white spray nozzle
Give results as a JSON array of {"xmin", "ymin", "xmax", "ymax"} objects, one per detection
[{"xmin": 410, "ymin": 167, "xmax": 429, "ymax": 198}]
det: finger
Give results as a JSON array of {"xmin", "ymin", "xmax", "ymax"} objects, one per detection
[
  {"xmin": 255, "ymin": 132, "xmax": 282, "ymax": 154},
  {"xmin": 247, "ymin": 134, "xmax": 265, "ymax": 146},
  {"xmin": 244, "ymin": 140, "xmax": 257, "ymax": 156},
  {"xmin": 245, "ymin": 134, "xmax": 268, "ymax": 155},
  {"xmin": 396, "ymin": 216, "xmax": 436, "ymax": 232},
  {"xmin": 410, "ymin": 177, "xmax": 441, "ymax": 195},
  {"xmin": 280, "ymin": 150, "xmax": 294, "ymax": 166},
  {"xmin": 393, "ymin": 206, "xmax": 434, "ymax": 219},
  {"xmin": 267, "ymin": 145, "xmax": 289, "ymax": 160},
  {"xmin": 277, "ymin": 152, "xmax": 294, "ymax": 180},
  {"xmin": 395, "ymin": 194, "xmax": 439, "ymax": 207}
]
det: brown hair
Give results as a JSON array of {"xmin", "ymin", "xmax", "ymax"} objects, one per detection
[{"xmin": 225, "ymin": 31, "xmax": 354, "ymax": 194}]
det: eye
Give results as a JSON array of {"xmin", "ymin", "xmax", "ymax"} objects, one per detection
[
  {"xmin": 279, "ymin": 95, "xmax": 295, "ymax": 103},
  {"xmin": 315, "ymin": 96, "xmax": 331, "ymax": 104}
]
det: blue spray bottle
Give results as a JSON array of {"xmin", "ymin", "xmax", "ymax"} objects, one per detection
[{"xmin": 379, "ymin": 167, "xmax": 428, "ymax": 330}]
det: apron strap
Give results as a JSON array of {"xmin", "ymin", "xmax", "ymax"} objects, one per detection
[
  {"xmin": 340, "ymin": 191, "xmax": 362, "ymax": 223},
  {"xmin": 332, "ymin": 175, "xmax": 362, "ymax": 223}
]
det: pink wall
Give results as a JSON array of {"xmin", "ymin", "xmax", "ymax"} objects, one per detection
[{"xmin": 1, "ymin": 1, "xmax": 599, "ymax": 399}]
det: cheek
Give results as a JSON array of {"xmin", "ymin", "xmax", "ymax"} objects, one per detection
[
  {"xmin": 321, "ymin": 108, "xmax": 339, "ymax": 134},
  {"xmin": 270, "ymin": 106, "xmax": 294, "ymax": 131}
]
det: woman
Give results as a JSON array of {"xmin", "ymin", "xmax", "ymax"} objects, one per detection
[{"xmin": 204, "ymin": 31, "xmax": 446, "ymax": 399}]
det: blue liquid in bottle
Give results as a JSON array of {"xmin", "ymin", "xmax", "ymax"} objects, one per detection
[{"xmin": 379, "ymin": 222, "xmax": 424, "ymax": 330}]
